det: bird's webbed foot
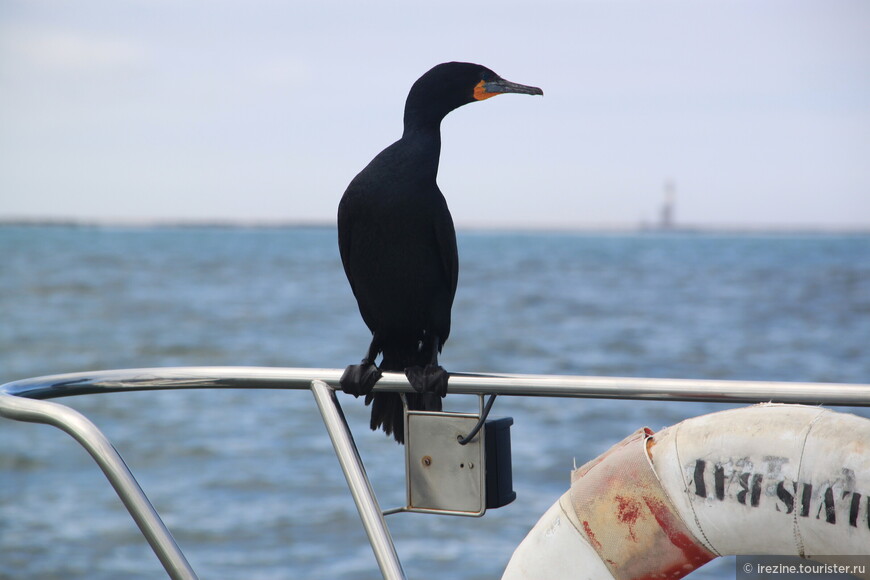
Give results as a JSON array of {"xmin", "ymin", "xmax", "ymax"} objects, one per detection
[
  {"xmin": 405, "ymin": 364, "xmax": 449, "ymax": 399},
  {"xmin": 340, "ymin": 360, "xmax": 383, "ymax": 398}
]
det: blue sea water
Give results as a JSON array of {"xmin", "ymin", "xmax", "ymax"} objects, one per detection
[{"xmin": 1, "ymin": 225, "xmax": 869, "ymax": 579}]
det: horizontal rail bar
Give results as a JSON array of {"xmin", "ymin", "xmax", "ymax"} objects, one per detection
[{"xmin": 2, "ymin": 366, "xmax": 869, "ymax": 406}]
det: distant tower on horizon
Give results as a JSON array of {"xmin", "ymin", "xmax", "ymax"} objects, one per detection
[{"xmin": 659, "ymin": 179, "xmax": 676, "ymax": 230}]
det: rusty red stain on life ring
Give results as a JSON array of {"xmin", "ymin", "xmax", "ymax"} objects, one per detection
[
  {"xmin": 615, "ymin": 495, "xmax": 642, "ymax": 541},
  {"xmin": 643, "ymin": 495, "xmax": 713, "ymax": 566},
  {"xmin": 581, "ymin": 520, "xmax": 603, "ymax": 550}
]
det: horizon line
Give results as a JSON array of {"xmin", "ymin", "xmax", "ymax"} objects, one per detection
[{"xmin": 2, "ymin": 216, "xmax": 870, "ymax": 235}]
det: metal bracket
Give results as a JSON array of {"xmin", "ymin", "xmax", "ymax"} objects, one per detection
[{"xmin": 397, "ymin": 395, "xmax": 488, "ymax": 516}]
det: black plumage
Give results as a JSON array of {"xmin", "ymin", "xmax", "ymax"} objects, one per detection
[{"xmin": 338, "ymin": 62, "xmax": 542, "ymax": 442}]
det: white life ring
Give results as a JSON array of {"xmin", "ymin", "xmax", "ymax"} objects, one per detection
[{"xmin": 502, "ymin": 404, "xmax": 870, "ymax": 579}]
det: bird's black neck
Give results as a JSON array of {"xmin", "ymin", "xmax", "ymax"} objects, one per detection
[
  {"xmin": 402, "ymin": 103, "xmax": 445, "ymax": 134},
  {"xmin": 399, "ymin": 122, "xmax": 442, "ymax": 180}
]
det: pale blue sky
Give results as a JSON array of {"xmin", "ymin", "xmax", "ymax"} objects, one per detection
[{"xmin": 1, "ymin": 0, "xmax": 868, "ymax": 229}]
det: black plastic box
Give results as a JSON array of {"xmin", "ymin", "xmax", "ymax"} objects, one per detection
[{"xmin": 484, "ymin": 417, "xmax": 516, "ymax": 509}]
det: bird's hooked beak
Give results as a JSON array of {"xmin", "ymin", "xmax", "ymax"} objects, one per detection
[{"xmin": 474, "ymin": 77, "xmax": 544, "ymax": 101}]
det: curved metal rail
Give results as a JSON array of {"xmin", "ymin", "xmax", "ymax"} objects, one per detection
[
  {"xmin": 0, "ymin": 394, "xmax": 200, "ymax": 580},
  {"xmin": 2, "ymin": 367, "xmax": 870, "ymax": 579},
  {"xmin": 5, "ymin": 366, "xmax": 870, "ymax": 405}
]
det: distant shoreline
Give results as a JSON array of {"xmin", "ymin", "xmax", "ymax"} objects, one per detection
[
  {"xmin": 2, "ymin": 217, "xmax": 869, "ymax": 236},
  {"xmin": 0, "ymin": 218, "xmax": 334, "ymax": 231}
]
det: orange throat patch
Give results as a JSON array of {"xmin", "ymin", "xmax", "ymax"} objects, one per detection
[{"xmin": 473, "ymin": 80, "xmax": 498, "ymax": 101}]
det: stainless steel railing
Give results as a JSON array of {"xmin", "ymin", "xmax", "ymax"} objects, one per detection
[
  {"xmin": 6, "ymin": 366, "xmax": 870, "ymax": 405},
  {"xmin": 3, "ymin": 367, "xmax": 870, "ymax": 579}
]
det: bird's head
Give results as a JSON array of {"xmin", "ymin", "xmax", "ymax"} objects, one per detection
[{"xmin": 404, "ymin": 62, "xmax": 543, "ymax": 130}]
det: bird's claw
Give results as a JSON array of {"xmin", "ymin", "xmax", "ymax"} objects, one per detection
[
  {"xmin": 340, "ymin": 361, "xmax": 383, "ymax": 397},
  {"xmin": 405, "ymin": 364, "xmax": 449, "ymax": 398}
]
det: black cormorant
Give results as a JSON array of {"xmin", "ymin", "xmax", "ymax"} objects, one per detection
[{"xmin": 338, "ymin": 62, "xmax": 542, "ymax": 443}]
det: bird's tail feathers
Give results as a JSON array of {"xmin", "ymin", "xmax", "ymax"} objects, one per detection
[
  {"xmin": 368, "ymin": 391, "xmax": 442, "ymax": 444},
  {"xmin": 370, "ymin": 341, "xmax": 443, "ymax": 444}
]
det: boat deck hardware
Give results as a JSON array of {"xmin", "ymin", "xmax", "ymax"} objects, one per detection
[{"xmin": 3, "ymin": 367, "xmax": 870, "ymax": 580}]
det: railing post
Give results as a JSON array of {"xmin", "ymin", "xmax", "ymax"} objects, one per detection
[{"xmin": 310, "ymin": 380, "xmax": 406, "ymax": 580}]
